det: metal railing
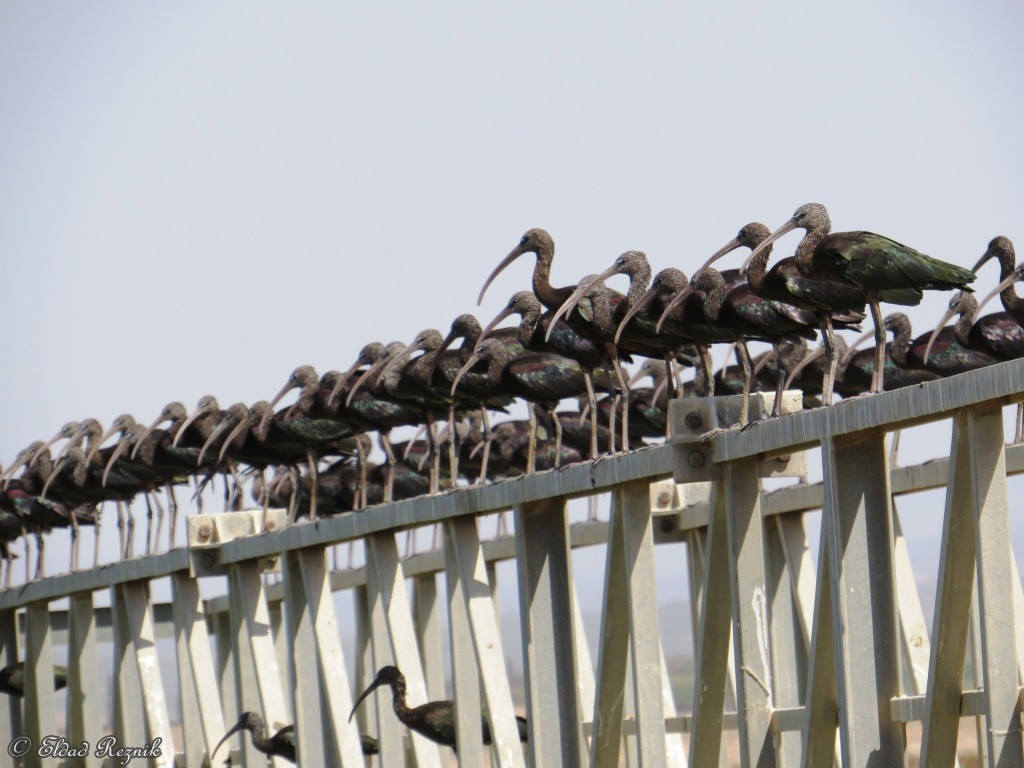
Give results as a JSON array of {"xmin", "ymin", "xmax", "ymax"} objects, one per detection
[{"xmin": 3, "ymin": 357, "xmax": 1024, "ymax": 767}]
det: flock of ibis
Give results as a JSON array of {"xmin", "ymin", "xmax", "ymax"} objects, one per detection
[{"xmin": 3, "ymin": 202, "xmax": 1022, "ymax": 587}]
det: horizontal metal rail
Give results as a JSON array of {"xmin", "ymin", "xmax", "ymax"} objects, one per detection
[{"xmin": 3, "ymin": 357, "xmax": 1024, "ymax": 767}]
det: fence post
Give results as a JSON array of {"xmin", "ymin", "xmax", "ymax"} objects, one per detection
[
  {"xmin": 723, "ymin": 456, "xmax": 777, "ymax": 768},
  {"xmin": 514, "ymin": 496, "xmax": 582, "ymax": 767},
  {"xmin": 172, "ymin": 572, "xmax": 226, "ymax": 767},
  {"xmin": 821, "ymin": 430, "xmax": 904, "ymax": 766},
  {"xmin": 444, "ymin": 516, "xmax": 527, "ymax": 768},
  {"xmin": 366, "ymin": 530, "xmax": 444, "ymax": 767},
  {"xmin": 23, "ymin": 601, "xmax": 55, "ymax": 768}
]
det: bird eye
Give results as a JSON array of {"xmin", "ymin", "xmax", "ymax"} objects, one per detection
[{"xmin": 519, "ymin": 235, "xmax": 528, "ymax": 246}]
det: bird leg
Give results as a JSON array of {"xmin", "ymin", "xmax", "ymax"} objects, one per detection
[
  {"xmin": 115, "ymin": 500, "xmax": 127, "ymax": 559},
  {"xmin": 34, "ymin": 532, "xmax": 44, "ymax": 581},
  {"xmin": 607, "ymin": 394, "xmax": 619, "ymax": 457},
  {"xmin": 818, "ymin": 314, "xmax": 837, "ymax": 406},
  {"xmin": 143, "ymin": 493, "xmax": 155, "ymax": 555},
  {"xmin": 229, "ymin": 464, "xmax": 245, "ymax": 510},
  {"xmin": 550, "ymin": 407, "xmax": 564, "ymax": 468},
  {"xmin": 191, "ymin": 474, "xmax": 204, "ymax": 517},
  {"xmin": 583, "ymin": 371, "xmax": 599, "ymax": 459},
  {"xmin": 69, "ymin": 517, "xmax": 79, "ymax": 572},
  {"xmin": 526, "ymin": 403, "xmax": 538, "ymax": 473},
  {"xmin": 612, "ymin": 356, "xmax": 631, "ymax": 452},
  {"xmin": 737, "ymin": 340, "xmax": 754, "ymax": 425},
  {"xmin": 307, "ymin": 451, "xmax": 319, "ymax": 520},
  {"xmin": 426, "ymin": 413, "xmax": 440, "ymax": 494},
  {"xmin": 478, "ymin": 406, "xmax": 492, "ymax": 485},
  {"xmin": 158, "ymin": 484, "xmax": 174, "ymax": 552},
  {"xmin": 869, "ymin": 296, "xmax": 887, "ymax": 394},
  {"xmin": 286, "ymin": 466, "xmax": 300, "ymax": 524},
  {"xmin": 699, "ymin": 345, "xmax": 715, "ymax": 398},
  {"xmin": 447, "ymin": 404, "xmax": 460, "ymax": 486},
  {"xmin": 93, "ymin": 507, "xmax": 102, "ymax": 568},
  {"xmin": 355, "ymin": 440, "xmax": 367, "ymax": 510},
  {"xmin": 380, "ymin": 433, "xmax": 396, "ymax": 502},
  {"xmin": 21, "ymin": 527, "xmax": 29, "ymax": 583},
  {"xmin": 663, "ymin": 353, "xmax": 677, "ymax": 400},
  {"xmin": 124, "ymin": 500, "xmax": 136, "ymax": 558}
]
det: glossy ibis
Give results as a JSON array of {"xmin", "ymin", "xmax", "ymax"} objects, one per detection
[
  {"xmin": 750, "ymin": 203, "xmax": 974, "ymax": 395},
  {"xmin": 921, "ymin": 292, "xmax": 1004, "ymax": 372},
  {"xmin": 478, "ymin": 228, "xmax": 573, "ymax": 312},
  {"xmin": 451, "ymin": 338, "xmax": 586, "ymax": 472},
  {"xmin": 550, "ymin": 252, "xmax": 672, "ymax": 447},
  {"xmin": 686, "ymin": 221, "xmax": 863, "ymax": 405},
  {"xmin": 479, "ymin": 290, "xmax": 613, "ymax": 459},
  {"xmin": 426, "ymin": 315, "xmax": 522, "ymax": 481},
  {"xmin": 0, "ymin": 662, "xmax": 68, "ymax": 697},
  {"xmin": 211, "ymin": 710, "xmax": 380, "ymax": 763},
  {"xmin": 350, "ymin": 665, "xmax": 528, "ymax": 752}
]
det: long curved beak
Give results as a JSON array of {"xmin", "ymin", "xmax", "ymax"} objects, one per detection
[
  {"xmin": 266, "ymin": 380, "xmax": 297, "ymax": 418},
  {"xmin": 403, "ymin": 425, "xmax": 427, "ymax": 459},
  {"xmin": 427, "ymin": 329, "xmax": 460, "ymax": 386},
  {"xmin": 349, "ymin": 679, "xmax": 384, "ymax": 723},
  {"xmin": 211, "ymin": 720, "xmax": 247, "ymax": 766},
  {"xmin": 31, "ymin": 430, "xmax": 70, "ymax": 469},
  {"xmin": 478, "ymin": 245, "xmax": 525, "ymax": 306},
  {"xmin": 328, "ymin": 358, "xmax": 366, "ymax": 408},
  {"xmin": 974, "ymin": 268, "xmax": 1024, "ymax": 318},
  {"xmin": 923, "ymin": 306, "xmax": 959, "ymax": 365},
  {"xmin": 345, "ymin": 353, "xmax": 395, "ymax": 407},
  {"xmin": 450, "ymin": 352, "xmax": 483, "ymax": 397},
  {"xmin": 971, "ymin": 247, "xmax": 996, "ymax": 275},
  {"xmin": 628, "ymin": 365, "xmax": 651, "ymax": 387},
  {"xmin": 172, "ymin": 410, "xmax": 203, "ymax": 449},
  {"xmin": 650, "ymin": 376, "xmax": 669, "ymax": 403},
  {"xmin": 86, "ymin": 423, "xmax": 121, "ymax": 465},
  {"xmin": 741, "ymin": 216, "xmax": 798, "ymax": 274},
  {"xmin": 2, "ymin": 447, "xmax": 38, "ymax": 485},
  {"xmin": 615, "ymin": 286, "xmax": 657, "ymax": 345},
  {"xmin": 200, "ymin": 419, "xmax": 237, "ymax": 467},
  {"xmin": 476, "ymin": 304, "xmax": 516, "ymax": 355},
  {"xmin": 693, "ymin": 236, "xmax": 743, "ymax": 282},
  {"xmin": 656, "ymin": 285, "xmax": 694, "ymax": 333},
  {"xmin": 132, "ymin": 414, "xmax": 168, "ymax": 460},
  {"xmin": 40, "ymin": 455, "xmax": 68, "ymax": 500},
  {"xmin": 373, "ymin": 341, "xmax": 426, "ymax": 391},
  {"xmin": 784, "ymin": 346, "xmax": 825, "ymax": 389},
  {"xmin": 753, "ymin": 350, "xmax": 774, "ymax": 376},
  {"xmin": 102, "ymin": 438, "xmax": 132, "ymax": 488},
  {"xmin": 547, "ymin": 264, "xmax": 620, "ymax": 342},
  {"xmin": 219, "ymin": 418, "xmax": 252, "ymax": 463}
]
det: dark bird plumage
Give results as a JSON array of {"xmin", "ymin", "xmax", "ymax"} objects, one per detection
[{"xmin": 349, "ymin": 666, "xmax": 528, "ymax": 752}]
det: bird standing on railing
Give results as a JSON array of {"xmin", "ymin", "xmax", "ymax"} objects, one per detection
[
  {"xmin": 749, "ymin": 203, "xmax": 975, "ymax": 396},
  {"xmin": 350, "ymin": 665, "xmax": 528, "ymax": 753}
]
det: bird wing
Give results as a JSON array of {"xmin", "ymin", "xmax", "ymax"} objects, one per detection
[{"xmin": 821, "ymin": 232, "xmax": 973, "ymax": 295}]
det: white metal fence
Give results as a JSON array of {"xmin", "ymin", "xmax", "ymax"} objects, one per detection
[{"xmin": 3, "ymin": 358, "xmax": 1024, "ymax": 767}]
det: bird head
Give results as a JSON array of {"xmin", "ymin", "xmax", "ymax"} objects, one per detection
[
  {"xmin": 478, "ymin": 228, "xmax": 554, "ymax": 305},
  {"xmin": 349, "ymin": 666, "xmax": 403, "ymax": 723}
]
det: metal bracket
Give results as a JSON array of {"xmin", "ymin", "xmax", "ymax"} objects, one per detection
[
  {"xmin": 186, "ymin": 509, "xmax": 287, "ymax": 577},
  {"xmin": 668, "ymin": 391, "xmax": 808, "ymax": 483}
]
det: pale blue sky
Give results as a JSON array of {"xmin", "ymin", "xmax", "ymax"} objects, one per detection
[{"xmin": 2, "ymin": 3, "xmax": 1024, "ymax": 576}]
